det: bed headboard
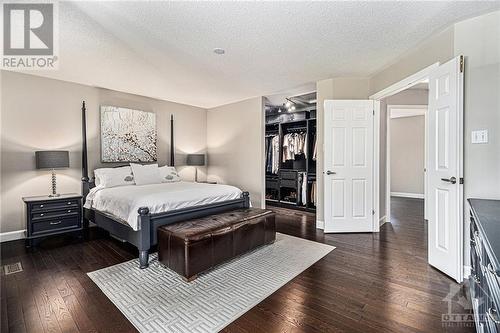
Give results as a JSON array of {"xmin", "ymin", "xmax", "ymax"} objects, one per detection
[{"xmin": 81, "ymin": 101, "xmax": 175, "ymax": 199}]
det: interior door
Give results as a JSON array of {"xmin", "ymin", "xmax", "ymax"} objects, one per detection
[
  {"xmin": 324, "ymin": 100, "xmax": 375, "ymax": 233},
  {"xmin": 427, "ymin": 56, "xmax": 464, "ymax": 282}
]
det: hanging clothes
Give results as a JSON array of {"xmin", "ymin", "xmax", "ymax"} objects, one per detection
[
  {"xmin": 312, "ymin": 133, "xmax": 317, "ymax": 161},
  {"xmin": 300, "ymin": 172, "xmax": 307, "ymax": 205},
  {"xmin": 265, "ymin": 135, "xmax": 280, "ymax": 174},
  {"xmin": 282, "ymin": 132, "xmax": 307, "ymax": 162},
  {"xmin": 265, "ymin": 136, "xmax": 273, "ymax": 173},
  {"xmin": 271, "ymin": 135, "xmax": 280, "ymax": 174},
  {"xmin": 313, "ymin": 181, "xmax": 317, "ymax": 205}
]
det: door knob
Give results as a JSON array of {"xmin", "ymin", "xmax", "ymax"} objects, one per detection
[
  {"xmin": 441, "ymin": 176, "xmax": 457, "ymax": 184},
  {"xmin": 326, "ymin": 170, "xmax": 336, "ymax": 175}
]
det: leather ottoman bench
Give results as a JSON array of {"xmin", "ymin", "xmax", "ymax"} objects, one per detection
[{"xmin": 158, "ymin": 208, "xmax": 276, "ymax": 281}]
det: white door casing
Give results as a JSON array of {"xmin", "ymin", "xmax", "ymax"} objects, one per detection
[
  {"xmin": 324, "ymin": 100, "xmax": 375, "ymax": 233},
  {"xmin": 427, "ymin": 56, "xmax": 464, "ymax": 282}
]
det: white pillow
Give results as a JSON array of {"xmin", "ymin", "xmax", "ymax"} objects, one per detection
[
  {"xmin": 158, "ymin": 166, "xmax": 181, "ymax": 183},
  {"xmin": 130, "ymin": 163, "xmax": 162, "ymax": 185},
  {"xmin": 94, "ymin": 166, "xmax": 135, "ymax": 188}
]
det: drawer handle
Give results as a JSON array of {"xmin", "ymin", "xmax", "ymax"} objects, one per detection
[
  {"xmin": 50, "ymin": 221, "xmax": 62, "ymax": 225},
  {"xmin": 40, "ymin": 204, "xmax": 44, "ymax": 208},
  {"xmin": 488, "ymin": 307, "xmax": 500, "ymax": 324},
  {"xmin": 67, "ymin": 202, "xmax": 72, "ymax": 205},
  {"xmin": 40, "ymin": 213, "xmax": 44, "ymax": 217},
  {"xmin": 487, "ymin": 263, "xmax": 500, "ymax": 277},
  {"xmin": 67, "ymin": 210, "xmax": 71, "ymax": 213}
]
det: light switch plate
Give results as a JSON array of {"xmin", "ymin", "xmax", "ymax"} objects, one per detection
[{"xmin": 471, "ymin": 130, "xmax": 488, "ymax": 144}]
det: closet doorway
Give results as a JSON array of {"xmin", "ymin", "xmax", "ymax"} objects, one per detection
[{"xmin": 264, "ymin": 90, "xmax": 318, "ymax": 216}]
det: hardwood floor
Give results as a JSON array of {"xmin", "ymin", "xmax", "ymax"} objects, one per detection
[{"xmin": 1, "ymin": 197, "xmax": 473, "ymax": 333}]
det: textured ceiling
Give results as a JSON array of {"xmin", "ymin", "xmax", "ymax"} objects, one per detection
[{"xmin": 24, "ymin": 1, "xmax": 500, "ymax": 108}]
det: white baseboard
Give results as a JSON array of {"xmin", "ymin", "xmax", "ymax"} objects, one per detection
[
  {"xmin": 0, "ymin": 229, "xmax": 26, "ymax": 242},
  {"xmin": 391, "ymin": 192, "xmax": 424, "ymax": 199},
  {"xmin": 316, "ymin": 220, "xmax": 324, "ymax": 230},
  {"xmin": 379, "ymin": 215, "xmax": 387, "ymax": 226}
]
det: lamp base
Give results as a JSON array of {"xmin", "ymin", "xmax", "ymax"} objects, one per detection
[{"xmin": 48, "ymin": 193, "xmax": 61, "ymax": 198}]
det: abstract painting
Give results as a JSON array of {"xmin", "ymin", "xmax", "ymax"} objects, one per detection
[{"xmin": 100, "ymin": 106, "xmax": 157, "ymax": 162}]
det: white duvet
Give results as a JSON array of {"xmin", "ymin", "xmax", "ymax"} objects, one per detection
[{"xmin": 84, "ymin": 182, "xmax": 243, "ymax": 230}]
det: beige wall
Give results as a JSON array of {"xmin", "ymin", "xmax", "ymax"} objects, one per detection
[
  {"xmin": 455, "ymin": 11, "xmax": 500, "ymax": 268},
  {"xmin": 206, "ymin": 97, "xmax": 265, "ymax": 209},
  {"xmin": 315, "ymin": 78, "xmax": 371, "ymax": 224},
  {"xmin": 370, "ymin": 26, "xmax": 455, "ymax": 94},
  {"xmin": 1, "ymin": 71, "xmax": 207, "ymax": 234},
  {"xmin": 455, "ymin": 11, "xmax": 500, "ymax": 200},
  {"xmin": 390, "ymin": 115, "xmax": 425, "ymax": 194},
  {"xmin": 383, "ymin": 88, "xmax": 428, "ymax": 211}
]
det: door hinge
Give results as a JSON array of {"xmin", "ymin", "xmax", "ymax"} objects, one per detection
[
  {"xmin": 460, "ymin": 56, "xmax": 464, "ymax": 73},
  {"xmin": 372, "ymin": 209, "xmax": 375, "ymax": 215},
  {"xmin": 460, "ymin": 177, "xmax": 464, "ymax": 184},
  {"xmin": 372, "ymin": 109, "xmax": 375, "ymax": 116}
]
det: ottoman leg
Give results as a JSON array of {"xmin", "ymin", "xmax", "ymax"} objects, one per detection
[
  {"xmin": 183, "ymin": 275, "xmax": 198, "ymax": 283},
  {"xmin": 139, "ymin": 250, "xmax": 149, "ymax": 269}
]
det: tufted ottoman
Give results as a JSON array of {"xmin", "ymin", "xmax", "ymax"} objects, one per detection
[{"xmin": 158, "ymin": 208, "xmax": 276, "ymax": 281}]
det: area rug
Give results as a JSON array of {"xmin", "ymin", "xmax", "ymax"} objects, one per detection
[{"xmin": 88, "ymin": 233, "xmax": 334, "ymax": 333}]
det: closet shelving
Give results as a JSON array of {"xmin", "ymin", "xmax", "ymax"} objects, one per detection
[{"xmin": 265, "ymin": 114, "xmax": 317, "ymax": 212}]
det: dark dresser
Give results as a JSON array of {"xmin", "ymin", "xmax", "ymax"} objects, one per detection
[
  {"xmin": 469, "ymin": 199, "xmax": 500, "ymax": 333},
  {"xmin": 23, "ymin": 193, "xmax": 83, "ymax": 247}
]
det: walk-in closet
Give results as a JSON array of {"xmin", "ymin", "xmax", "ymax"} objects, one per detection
[{"xmin": 264, "ymin": 91, "xmax": 317, "ymax": 212}]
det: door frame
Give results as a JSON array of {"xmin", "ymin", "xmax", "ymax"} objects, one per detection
[
  {"xmin": 370, "ymin": 60, "xmax": 465, "ymax": 282},
  {"xmin": 386, "ymin": 104, "xmax": 428, "ymax": 223},
  {"xmin": 370, "ymin": 62, "xmax": 438, "ymax": 225}
]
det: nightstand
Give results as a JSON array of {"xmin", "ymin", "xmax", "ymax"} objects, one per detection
[{"xmin": 23, "ymin": 193, "xmax": 83, "ymax": 247}]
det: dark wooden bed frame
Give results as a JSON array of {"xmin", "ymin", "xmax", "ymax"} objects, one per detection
[{"xmin": 80, "ymin": 101, "xmax": 250, "ymax": 269}]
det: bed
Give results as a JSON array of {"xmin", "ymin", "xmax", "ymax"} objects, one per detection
[{"xmin": 80, "ymin": 102, "xmax": 250, "ymax": 269}]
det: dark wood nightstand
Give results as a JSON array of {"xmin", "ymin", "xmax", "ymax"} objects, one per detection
[{"xmin": 23, "ymin": 193, "xmax": 83, "ymax": 247}]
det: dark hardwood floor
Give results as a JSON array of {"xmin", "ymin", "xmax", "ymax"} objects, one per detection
[{"xmin": 1, "ymin": 197, "xmax": 473, "ymax": 333}]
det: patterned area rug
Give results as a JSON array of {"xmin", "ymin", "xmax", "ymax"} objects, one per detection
[{"xmin": 88, "ymin": 233, "xmax": 334, "ymax": 333}]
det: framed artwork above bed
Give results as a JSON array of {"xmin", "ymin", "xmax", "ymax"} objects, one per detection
[{"xmin": 100, "ymin": 105, "xmax": 157, "ymax": 162}]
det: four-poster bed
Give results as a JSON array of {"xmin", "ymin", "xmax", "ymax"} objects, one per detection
[{"xmin": 81, "ymin": 101, "xmax": 250, "ymax": 268}]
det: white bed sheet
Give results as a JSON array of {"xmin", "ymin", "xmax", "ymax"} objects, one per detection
[{"xmin": 84, "ymin": 181, "xmax": 243, "ymax": 230}]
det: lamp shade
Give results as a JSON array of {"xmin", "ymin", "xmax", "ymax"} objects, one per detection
[
  {"xmin": 186, "ymin": 154, "xmax": 205, "ymax": 166},
  {"xmin": 35, "ymin": 151, "xmax": 70, "ymax": 169}
]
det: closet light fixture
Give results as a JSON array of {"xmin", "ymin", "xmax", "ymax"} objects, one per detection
[{"xmin": 213, "ymin": 48, "xmax": 225, "ymax": 55}]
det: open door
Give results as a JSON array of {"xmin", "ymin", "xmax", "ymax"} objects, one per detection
[
  {"xmin": 427, "ymin": 56, "xmax": 464, "ymax": 282},
  {"xmin": 324, "ymin": 100, "xmax": 376, "ymax": 233}
]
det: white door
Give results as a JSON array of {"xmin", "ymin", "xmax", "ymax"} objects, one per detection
[
  {"xmin": 427, "ymin": 56, "xmax": 464, "ymax": 282},
  {"xmin": 324, "ymin": 100, "xmax": 376, "ymax": 233}
]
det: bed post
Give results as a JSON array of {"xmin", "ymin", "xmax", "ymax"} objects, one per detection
[
  {"xmin": 81, "ymin": 101, "xmax": 89, "ymax": 196},
  {"xmin": 81, "ymin": 101, "xmax": 91, "ymax": 231},
  {"xmin": 138, "ymin": 207, "xmax": 151, "ymax": 269},
  {"xmin": 170, "ymin": 114, "xmax": 175, "ymax": 166}
]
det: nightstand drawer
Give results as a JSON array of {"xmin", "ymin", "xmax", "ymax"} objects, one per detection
[
  {"xmin": 32, "ymin": 208, "xmax": 79, "ymax": 220},
  {"xmin": 31, "ymin": 199, "xmax": 80, "ymax": 212},
  {"xmin": 31, "ymin": 216, "xmax": 80, "ymax": 235}
]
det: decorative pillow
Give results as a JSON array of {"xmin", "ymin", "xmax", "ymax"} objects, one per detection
[
  {"xmin": 94, "ymin": 166, "xmax": 135, "ymax": 188},
  {"xmin": 158, "ymin": 166, "xmax": 181, "ymax": 183},
  {"xmin": 130, "ymin": 163, "xmax": 162, "ymax": 185}
]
